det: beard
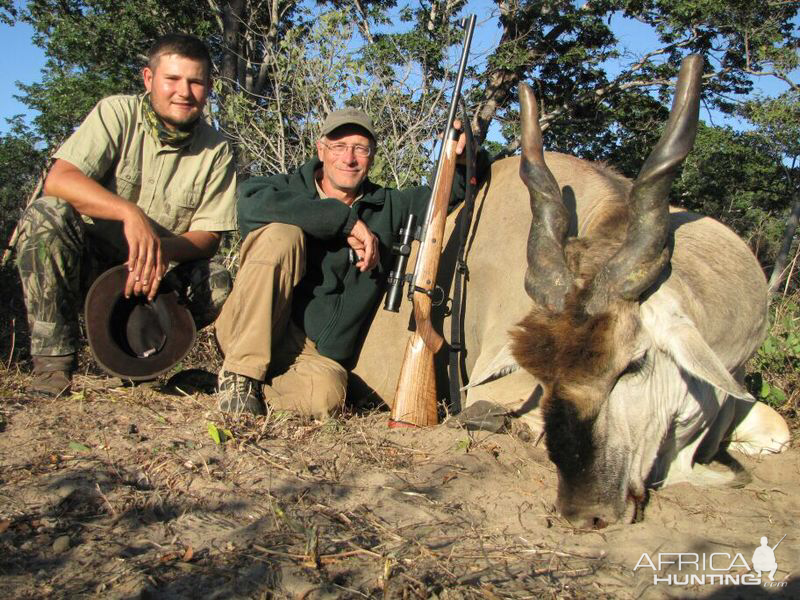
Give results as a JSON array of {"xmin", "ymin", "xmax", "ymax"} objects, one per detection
[{"xmin": 157, "ymin": 110, "xmax": 201, "ymax": 132}]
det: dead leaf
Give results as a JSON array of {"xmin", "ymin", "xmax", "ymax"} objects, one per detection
[
  {"xmin": 0, "ymin": 519, "xmax": 11, "ymax": 534},
  {"xmin": 481, "ymin": 584, "xmax": 503, "ymax": 600},
  {"xmin": 181, "ymin": 546, "xmax": 194, "ymax": 562},
  {"xmin": 442, "ymin": 472, "xmax": 458, "ymax": 485}
]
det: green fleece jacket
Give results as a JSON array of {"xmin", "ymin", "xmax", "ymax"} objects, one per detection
[{"xmin": 237, "ymin": 156, "xmax": 478, "ymax": 363}]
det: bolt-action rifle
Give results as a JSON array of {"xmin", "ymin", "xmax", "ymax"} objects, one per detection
[{"xmin": 384, "ymin": 15, "xmax": 476, "ymax": 427}]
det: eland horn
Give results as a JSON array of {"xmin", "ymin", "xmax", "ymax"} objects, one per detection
[
  {"xmin": 519, "ymin": 83, "xmax": 574, "ymax": 312},
  {"xmin": 588, "ymin": 55, "xmax": 703, "ymax": 313}
]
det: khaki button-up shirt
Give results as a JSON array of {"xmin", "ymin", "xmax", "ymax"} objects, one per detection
[{"xmin": 54, "ymin": 94, "xmax": 237, "ymax": 238}]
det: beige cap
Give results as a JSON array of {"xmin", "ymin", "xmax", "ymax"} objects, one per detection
[{"xmin": 320, "ymin": 108, "xmax": 376, "ymax": 141}]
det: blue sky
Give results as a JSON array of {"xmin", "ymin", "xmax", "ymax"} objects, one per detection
[
  {"xmin": 0, "ymin": 18, "xmax": 45, "ymax": 135},
  {"xmin": 1, "ymin": 2, "xmax": 795, "ymax": 138}
]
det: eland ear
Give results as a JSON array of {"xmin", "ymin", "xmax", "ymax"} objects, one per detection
[
  {"xmin": 463, "ymin": 342, "xmax": 520, "ymax": 390},
  {"xmin": 654, "ymin": 320, "xmax": 753, "ymax": 402}
]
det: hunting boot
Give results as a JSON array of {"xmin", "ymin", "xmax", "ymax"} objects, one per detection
[
  {"xmin": 31, "ymin": 355, "xmax": 75, "ymax": 397},
  {"xmin": 217, "ymin": 369, "xmax": 266, "ymax": 415}
]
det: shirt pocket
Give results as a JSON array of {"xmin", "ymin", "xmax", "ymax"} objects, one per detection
[
  {"xmin": 164, "ymin": 184, "xmax": 201, "ymax": 234},
  {"xmin": 112, "ymin": 160, "xmax": 142, "ymax": 202}
]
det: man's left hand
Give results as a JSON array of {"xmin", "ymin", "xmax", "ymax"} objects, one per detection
[
  {"xmin": 126, "ymin": 245, "xmax": 169, "ymax": 301},
  {"xmin": 347, "ymin": 219, "xmax": 380, "ymax": 272},
  {"xmin": 128, "ymin": 231, "xmax": 221, "ymax": 301},
  {"xmin": 451, "ymin": 119, "xmax": 472, "ymax": 165}
]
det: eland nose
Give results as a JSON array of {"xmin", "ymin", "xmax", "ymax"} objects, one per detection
[
  {"xmin": 562, "ymin": 508, "xmax": 614, "ymax": 530},
  {"xmin": 591, "ymin": 516, "xmax": 608, "ymax": 530}
]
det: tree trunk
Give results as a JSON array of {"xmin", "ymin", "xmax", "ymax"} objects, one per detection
[
  {"xmin": 472, "ymin": 66, "xmax": 518, "ymax": 146},
  {"xmin": 768, "ymin": 194, "xmax": 800, "ymax": 293},
  {"xmin": 470, "ymin": 0, "xmax": 579, "ymax": 145},
  {"xmin": 221, "ymin": 0, "xmax": 245, "ymax": 92}
]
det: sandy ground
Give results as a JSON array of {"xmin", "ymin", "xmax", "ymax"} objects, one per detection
[{"xmin": 0, "ymin": 366, "xmax": 798, "ymax": 600}]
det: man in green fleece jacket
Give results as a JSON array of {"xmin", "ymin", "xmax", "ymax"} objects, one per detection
[{"xmin": 214, "ymin": 108, "xmax": 479, "ymax": 417}]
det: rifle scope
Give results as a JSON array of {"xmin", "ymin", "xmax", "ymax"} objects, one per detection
[
  {"xmin": 382, "ymin": 14, "xmax": 476, "ymax": 313},
  {"xmin": 384, "ymin": 214, "xmax": 417, "ymax": 312}
]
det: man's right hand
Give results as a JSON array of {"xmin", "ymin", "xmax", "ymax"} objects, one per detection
[
  {"xmin": 347, "ymin": 219, "xmax": 380, "ymax": 272},
  {"xmin": 122, "ymin": 204, "xmax": 167, "ymax": 299},
  {"xmin": 43, "ymin": 159, "xmax": 169, "ymax": 299}
]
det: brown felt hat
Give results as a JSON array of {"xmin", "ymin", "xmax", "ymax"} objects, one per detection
[
  {"xmin": 320, "ymin": 108, "xmax": 377, "ymax": 141},
  {"xmin": 85, "ymin": 265, "xmax": 196, "ymax": 380}
]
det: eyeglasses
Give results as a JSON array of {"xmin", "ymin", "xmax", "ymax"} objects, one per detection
[{"xmin": 321, "ymin": 141, "xmax": 373, "ymax": 157}]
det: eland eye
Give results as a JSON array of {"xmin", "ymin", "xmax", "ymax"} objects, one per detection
[{"xmin": 621, "ymin": 353, "xmax": 648, "ymax": 378}]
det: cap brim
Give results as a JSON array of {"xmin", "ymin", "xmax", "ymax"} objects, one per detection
[{"xmin": 321, "ymin": 122, "xmax": 376, "ymax": 141}]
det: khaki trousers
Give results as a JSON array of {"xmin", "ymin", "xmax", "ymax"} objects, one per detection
[{"xmin": 214, "ymin": 223, "xmax": 347, "ymax": 418}]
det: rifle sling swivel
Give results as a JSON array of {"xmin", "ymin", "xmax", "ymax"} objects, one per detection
[{"xmin": 411, "ymin": 284, "xmax": 446, "ymax": 307}]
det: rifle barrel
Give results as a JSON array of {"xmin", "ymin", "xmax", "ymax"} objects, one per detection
[
  {"xmin": 771, "ymin": 534, "xmax": 787, "ymax": 551},
  {"xmin": 420, "ymin": 14, "xmax": 476, "ymax": 236}
]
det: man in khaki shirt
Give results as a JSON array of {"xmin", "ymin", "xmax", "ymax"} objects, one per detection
[{"xmin": 16, "ymin": 33, "xmax": 237, "ymax": 395}]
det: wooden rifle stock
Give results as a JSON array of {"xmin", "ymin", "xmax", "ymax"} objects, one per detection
[{"xmin": 389, "ymin": 129, "xmax": 460, "ymax": 427}]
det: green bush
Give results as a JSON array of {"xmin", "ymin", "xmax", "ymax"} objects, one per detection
[
  {"xmin": 747, "ymin": 293, "xmax": 800, "ymax": 409},
  {"xmin": 0, "ymin": 119, "xmax": 46, "ymax": 250}
]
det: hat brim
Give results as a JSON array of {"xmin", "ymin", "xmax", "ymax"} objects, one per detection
[
  {"xmin": 85, "ymin": 265, "xmax": 196, "ymax": 380},
  {"xmin": 321, "ymin": 122, "xmax": 376, "ymax": 141}
]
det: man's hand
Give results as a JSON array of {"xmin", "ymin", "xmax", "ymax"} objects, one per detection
[
  {"xmin": 129, "ymin": 231, "xmax": 220, "ymax": 301},
  {"xmin": 453, "ymin": 119, "xmax": 466, "ymax": 156},
  {"xmin": 43, "ymin": 159, "xmax": 221, "ymax": 302},
  {"xmin": 122, "ymin": 204, "xmax": 168, "ymax": 300},
  {"xmin": 347, "ymin": 219, "xmax": 380, "ymax": 272},
  {"xmin": 43, "ymin": 159, "xmax": 170, "ymax": 300},
  {"xmin": 452, "ymin": 119, "xmax": 473, "ymax": 165}
]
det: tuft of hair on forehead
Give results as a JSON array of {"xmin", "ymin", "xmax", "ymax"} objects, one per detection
[
  {"xmin": 565, "ymin": 237, "xmax": 623, "ymax": 288},
  {"xmin": 510, "ymin": 287, "xmax": 617, "ymax": 415},
  {"xmin": 147, "ymin": 33, "xmax": 211, "ymax": 75}
]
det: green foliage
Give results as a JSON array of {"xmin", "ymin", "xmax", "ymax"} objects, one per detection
[
  {"xmin": 0, "ymin": 0, "xmax": 16, "ymax": 25},
  {"xmin": 748, "ymin": 294, "xmax": 800, "ymax": 408},
  {"xmin": 744, "ymin": 91, "xmax": 800, "ymax": 162},
  {"xmin": 18, "ymin": 70, "xmax": 137, "ymax": 145},
  {"xmin": 740, "ymin": 92, "xmax": 800, "ymax": 289},
  {"xmin": 207, "ymin": 422, "xmax": 233, "ymax": 445},
  {"xmin": 478, "ymin": 0, "xmax": 798, "ymax": 186},
  {"xmin": 0, "ymin": 118, "xmax": 46, "ymax": 249},
  {"xmin": 673, "ymin": 123, "xmax": 789, "ymax": 263},
  {"xmin": 550, "ymin": 89, "xmax": 669, "ymax": 169},
  {"xmin": 624, "ymin": 0, "xmax": 799, "ymax": 116}
]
